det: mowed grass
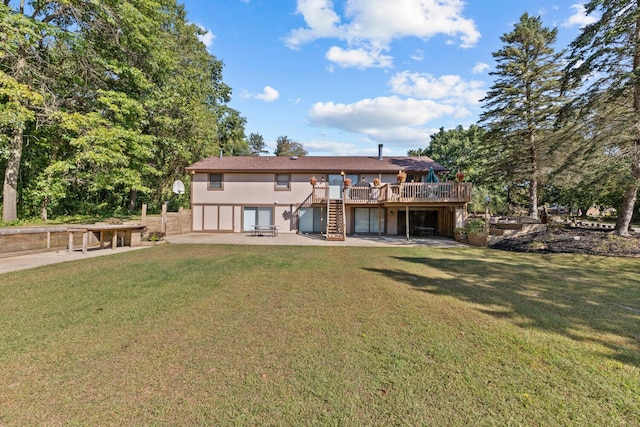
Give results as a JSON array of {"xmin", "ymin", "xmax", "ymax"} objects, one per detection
[{"xmin": 1, "ymin": 244, "xmax": 639, "ymax": 425}]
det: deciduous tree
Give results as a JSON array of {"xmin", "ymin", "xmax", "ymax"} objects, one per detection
[
  {"xmin": 409, "ymin": 125, "xmax": 487, "ymax": 183},
  {"xmin": 274, "ymin": 136, "xmax": 307, "ymax": 157},
  {"xmin": 248, "ymin": 132, "xmax": 268, "ymax": 156}
]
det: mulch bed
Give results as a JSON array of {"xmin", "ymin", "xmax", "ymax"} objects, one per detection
[{"xmin": 491, "ymin": 227, "xmax": 640, "ymax": 257}]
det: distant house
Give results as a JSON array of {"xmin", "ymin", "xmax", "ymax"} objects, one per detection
[{"xmin": 186, "ymin": 146, "xmax": 471, "ymax": 240}]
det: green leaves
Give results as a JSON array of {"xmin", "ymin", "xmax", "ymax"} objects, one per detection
[
  {"xmin": 274, "ymin": 136, "xmax": 308, "ymax": 157},
  {"xmin": 480, "ymin": 13, "xmax": 564, "ymax": 217},
  {"xmin": 1, "ymin": 0, "xmax": 245, "ymax": 219},
  {"xmin": 564, "ymin": 0, "xmax": 640, "ymax": 233}
]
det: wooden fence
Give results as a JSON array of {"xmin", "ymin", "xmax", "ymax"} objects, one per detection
[
  {"xmin": 141, "ymin": 205, "xmax": 192, "ymax": 236},
  {"xmin": 0, "ymin": 206, "xmax": 192, "ymax": 257}
]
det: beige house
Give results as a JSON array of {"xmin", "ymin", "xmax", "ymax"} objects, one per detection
[{"xmin": 186, "ymin": 150, "xmax": 471, "ymax": 240}]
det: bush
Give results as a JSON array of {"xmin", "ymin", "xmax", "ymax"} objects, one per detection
[{"xmin": 466, "ymin": 218, "xmax": 486, "ymax": 234}]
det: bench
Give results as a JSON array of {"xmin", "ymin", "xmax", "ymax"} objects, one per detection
[{"xmin": 250, "ymin": 225, "xmax": 278, "ymax": 237}]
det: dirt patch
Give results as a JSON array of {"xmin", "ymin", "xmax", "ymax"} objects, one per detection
[{"xmin": 491, "ymin": 227, "xmax": 640, "ymax": 257}]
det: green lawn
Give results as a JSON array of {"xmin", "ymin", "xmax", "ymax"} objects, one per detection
[{"xmin": 1, "ymin": 244, "xmax": 638, "ymax": 425}]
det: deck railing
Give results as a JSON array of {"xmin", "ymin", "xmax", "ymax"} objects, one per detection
[
  {"xmin": 310, "ymin": 182, "xmax": 471, "ymax": 205},
  {"xmin": 312, "ymin": 184, "xmax": 329, "ymax": 202},
  {"xmin": 385, "ymin": 182, "xmax": 472, "ymax": 203}
]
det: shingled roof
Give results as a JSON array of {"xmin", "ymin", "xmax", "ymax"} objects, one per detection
[{"xmin": 186, "ymin": 156, "xmax": 447, "ymax": 174}]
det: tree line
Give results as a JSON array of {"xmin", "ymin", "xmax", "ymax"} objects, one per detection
[
  {"xmin": 411, "ymin": 2, "xmax": 640, "ymax": 236},
  {"xmin": 1, "ymin": 0, "xmax": 250, "ymax": 222}
]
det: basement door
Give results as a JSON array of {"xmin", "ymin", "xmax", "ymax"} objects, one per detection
[{"xmin": 243, "ymin": 207, "xmax": 273, "ymax": 231}]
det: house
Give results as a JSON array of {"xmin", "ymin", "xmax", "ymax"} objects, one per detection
[{"xmin": 186, "ymin": 146, "xmax": 471, "ymax": 240}]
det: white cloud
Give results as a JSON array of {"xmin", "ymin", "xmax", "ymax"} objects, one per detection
[
  {"xmin": 410, "ymin": 49, "xmax": 424, "ymax": 62},
  {"xmin": 286, "ymin": 0, "xmax": 345, "ymax": 48},
  {"xmin": 307, "ymin": 96, "xmax": 470, "ymax": 146},
  {"xmin": 195, "ymin": 24, "xmax": 215, "ymax": 48},
  {"xmin": 243, "ymin": 86, "xmax": 280, "ymax": 102},
  {"xmin": 389, "ymin": 71, "xmax": 485, "ymax": 106},
  {"xmin": 326, "ymin": 46, "xmax": 393, "ymax": 68},
  {"xmin": 309, "ymin": 96, "xmax": 459, "ymax": 132},
  {"xmin": 562, "ymin": 3, "xmax": 598, "ymax": 28},
  {"xmin": 285, "ymin": 0, "xmax": 480, "ymax": 68},
  {"xmin": 365, "ymin": 127, "xmax": 434, "ymax": 145},
  {"xmin": 302, "ymin": 140, "xmax": 363, "ymax": 156},
  {"xmin": 305, "ymin": 71, "xmax": 484, "ymax": 147},
  {"xmin": 472, "ymin": 62, "xmax": 490, "ymax": 74},
  {"xmin": 253, "ymin": 86, "xmax": 280, "ymax": 102}
]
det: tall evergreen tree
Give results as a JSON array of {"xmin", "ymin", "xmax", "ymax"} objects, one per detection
[
  {"xmin": 480, "ymin": 13, "xmax": 564, "ymax": 218},
  {"xmin": 563, "ymin": 0, "xmax": 640, "ymax": 235}
]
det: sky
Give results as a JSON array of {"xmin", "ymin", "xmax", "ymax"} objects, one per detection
[{"xmin": 180, "ymin": 0, "xmax": 597, "ymax": 157}]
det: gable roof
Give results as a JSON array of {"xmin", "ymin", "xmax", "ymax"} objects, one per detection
[{"xmin": 186, "ymin": 155, "xmax": 447, "ymax": 174}]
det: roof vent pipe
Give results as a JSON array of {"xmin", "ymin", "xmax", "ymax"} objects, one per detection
[
  {"xmin": 378, "ymin": 144, "xmax": 383, "ymax": 160},
  {"xmin": 219, "ymin": 150, "xmax": 222, "ymax": 159}
]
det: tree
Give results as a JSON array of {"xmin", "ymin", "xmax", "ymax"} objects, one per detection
[
  {"xmin": 248, "ymin": 132, "xmax": 268, "ymax": 156},
  {"xmin": 409, "ymin": 125, "xmax": 487, "ymax": 183},
  {"xmin": 1, "ymin": 0, "xmax": 246, "ymax": 219},
  {"xmin": 274, "ymin": 136, "xmax": 307, "ymax": 157},
  {"xmin": 480, "ymin": 13, "xmax": 564, "ymax": 219},
  {"xmin": 0, "ymin": 2, "xmax": 67, "ymax": 221},
  {"xmin": 563, "ymin": 0, "xmax": 640, "ymax": 235},
  {"xmin": 217, "ymin": 108, "xmax": 249, "ymax": 156}
]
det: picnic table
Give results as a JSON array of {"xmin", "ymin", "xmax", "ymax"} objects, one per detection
[
  {"xmin": 415, "ymin": 226, "xmax": 435, "ymax": 237},
  {"xmin": 68, "ymin": 224, "xmax": 145, "ymax": 254},
  {"xmin": 250, "ymin": 225, "xmax": 279, "ymax": 237}
]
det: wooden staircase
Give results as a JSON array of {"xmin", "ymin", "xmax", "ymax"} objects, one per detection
[{"xmin": 326, "ymin": 199, "xmax": 345, "ymax": 241}]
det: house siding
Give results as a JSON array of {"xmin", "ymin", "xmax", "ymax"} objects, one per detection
[{"xmin": 187, "ymin": 156, "xmax": 469, "ymax": 236}]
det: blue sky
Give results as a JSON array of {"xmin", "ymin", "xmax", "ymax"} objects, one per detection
[{"xmin": 180, "ymin": 1, "xmax": 596, "ymax": 156}]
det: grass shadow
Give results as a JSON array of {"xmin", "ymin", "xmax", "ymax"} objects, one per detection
[{"xmin": 365, "ymin": 250, "xmax": 640, "ymax": 367}]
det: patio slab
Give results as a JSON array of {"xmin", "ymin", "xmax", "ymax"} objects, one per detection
[
  {"xmin": 165, "ymin": 232, "xmax": 468, "ymax": 248},
  {"xmin": 0, "ymin": 233, "xmax": 468, "ymax": 275}
]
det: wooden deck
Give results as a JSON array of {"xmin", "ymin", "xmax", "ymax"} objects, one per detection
[{"xmin": 310, "ymin": 182, "xmax": 472, "ymax": 205}]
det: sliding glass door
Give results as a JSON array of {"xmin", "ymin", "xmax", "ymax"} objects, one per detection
[{"xmin": 243, "ymin": 207, "xmax": 273, "ymax": 231}]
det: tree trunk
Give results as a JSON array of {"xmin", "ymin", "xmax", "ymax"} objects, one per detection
[
  {"xmin": 2, "ymin": 127, "xmax": 24, "ymax": 222},
  {"xmin": 528, "ymin": 178, "xmax": 538, "ymax": 219},
  {"xmin": 128, "ymin": 189, "xmax": 138, "ymax": 214},
  {"xmin": 616, "ymin": 144, "xmax": 640, "ymax": 235},
  {"xmin": 615, "ymin": 183, "xmax": 638, "ymax": 236},
  {"xmin": 528, "ymin": 134, "xmax": 539, "ymax": 219},
  {"xmin": 579, "ymin": 206, "xmax": 590, "ymax": 218}
]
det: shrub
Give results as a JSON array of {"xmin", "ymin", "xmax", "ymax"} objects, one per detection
[{"xmin": 466, "ymin": 218, "xmax": 486, "ymax": 234}]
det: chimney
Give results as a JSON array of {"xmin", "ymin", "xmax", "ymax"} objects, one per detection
[{"xmin": 378, "ymin": 144, "xmax": 383, "ymax": 160}]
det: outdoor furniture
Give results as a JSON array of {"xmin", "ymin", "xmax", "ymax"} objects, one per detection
[
  {"xmin": 251, "ymin": 225, "xmax": 279, "ymax": 237},
  {"xmin": 68, "ymin": 224, "xmax": 145, "ymax": 254},
  {"xmin": 415, "ymin": 226, "xmax": 435, "ymax": 237}
]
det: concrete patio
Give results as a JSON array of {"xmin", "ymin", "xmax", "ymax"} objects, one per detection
[{"xmin": 0, "ymin": 233, "xmax": 468, "ymax": 275}]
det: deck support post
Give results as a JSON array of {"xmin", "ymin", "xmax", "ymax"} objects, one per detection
[{"xmin": 405, "ymin": 205, "xmax": 409, "ymax": 240}]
